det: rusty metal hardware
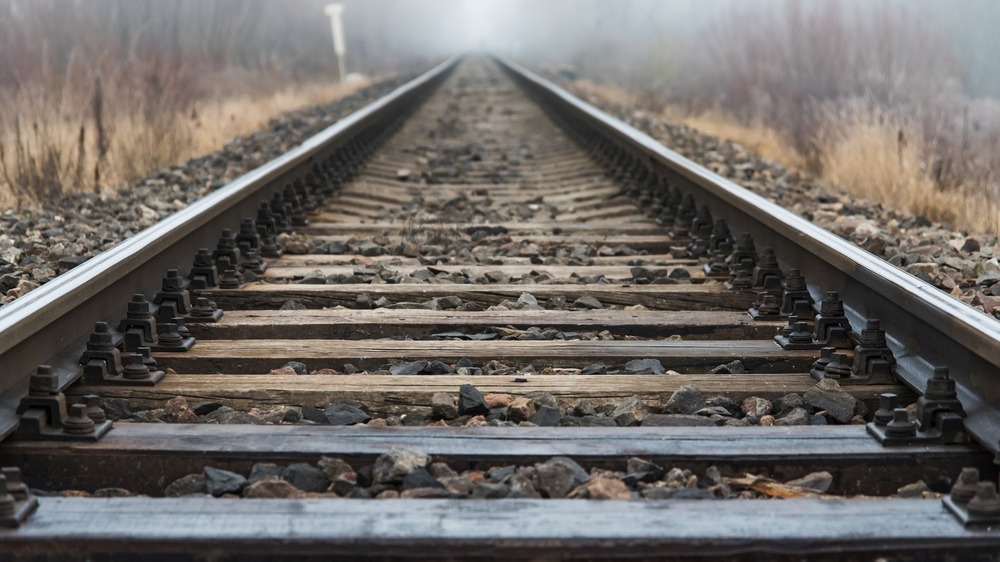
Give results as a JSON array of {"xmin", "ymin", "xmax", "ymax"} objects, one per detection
[
  {"xmin": 154, "ymin": 269, "xmax": 192, "ymax": 326},
  {"xmin": 775, "ymin": 291, "xmax": 852, "ymax": 349},
  {"xmin": 669, "ymin": 194, "xmax": 696, "ymax": 239},
  {"xmin": 270, "ymin": 193, "xmax": 293, "ymax": 233},
  {"xmin": 867, "ymin": 367, "xmax": 966, "ymax": 445},
  {"xmin": 729, "ymin": 232, "xmax": 758, "ymax": 274},
  {"xmin": 657, "ymin": 186, "xmax": 682, "ymax": 226},
  {"xmin": 16, "ymin": 366, "xmax": 112, "ymax": 441},
  {"xmin": 256, "ymin": 201, "xmax": 277, "ymax": 236},
  {"xmin": 708, "ymin": 219, "xmax": 731, "ymax": 254},
  {"xmin": 218, "ymin": 265, "xmax": 243, "ymax": 290},
  {"xmin": 283, "ymin": 184, "xmax": 309, "ymax": 227},
  {"xmin": 1, "ymin": 468, "xmax": 38, "ymax": 528},
  {"xmin": 780, "ymin": 268, "xmax": 814, "ymax": 318},
  {"xmin": 748, "ymin": 293, "xmax": 783, "ymax": 321},
  {"xmin": 186, "ymin": 296, "xmax": 224, "ymax": 323},
  {"xmin": 944, "ymin": 468, "xmax": 1000, "ymax": 526},
  {"xmin": 118, "ymin": 294, "xmax": 159, "ymax": 351},
  {"xmin": 189, "ymin": 248, "xmax": 219, "ymax": 289},
  {"xmin": 257, "ymin": 224, "xmax": 283, "ymax": 258},
  {"xmin": 686, "ymin": 223, "xmax": 712, "ymax": 259},
  {"xmin": 725, "ymin": 269, "xmax": 753, "ymax": 290},
  {"xmin": 236, "ymin": 217, "xmax": 262, "ymax": 252},
  {"xmin": 704, "ymin": 240, "xmax": 732, "ymax": 277},
  {"xmin": 80, "ymin": 321, "xmax": 161, "ymax": 385},
  {"xmin": 152, "ymin": 321, "xmax": 194, "ymax": 352},
  {"xmin": 751, "ymin": 247, "xmax": 783, "ymax": 293},
  {"xmin": 241, "ymin": 249, "xmax": 267, "ymax": 275},
  {"xmin": 212, "ymin": 229, "xmax": 243, "ymax": 273},
  {"xmin": 690, "ymin": 204, "xmax": 712, "ymax": 238},
  {"xmin": 809, "ymin": 347, "xmax": 835, "ymax": 379},
  {"xmin": 824, "ymin": 319, "xmax": 896, "ymax": 385}
]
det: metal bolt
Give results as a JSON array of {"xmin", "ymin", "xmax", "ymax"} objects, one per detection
[
  {"xmin": 190, "ymin": 297, "xmax": 216, "ymax": 318},
  {"xmin": 157, "ymin": 323, "xmax": 184, "ymax": 347},
  {"xmin": 0, "ymin": 475, "xmax": 15, "ymax": 518},
  {"xmin": 219, "ymin": 268, "xmax": 242, "ymax": 289},
  {"xmin": 62, "ymin": 404, "xmax": 96, "ymax": 435},
  {"xmin": 82, "ymin": 395, "xmax": 107, "ymax": 423},
  {"xmin": 884, "ymin": 408, "xmax": 916, "ymax": 438},
  {"xmin": 950, "ymin": 467, "xmax": 980, "ymax": 504},
  {"xmin": 0, "ymin": 468, "xmax": 27, "ymax": 501},
  {"xmin": 873, "ymin": 393, "xmax": 898, "ymax": 426},
  {"xmin": 967, "ymin": 481, "xmax": 1000, "ymax": 518},
  {"xmin": 823, "ymin": 353, "xmax": 852, "ymax": 378},
  {"xmin": 122, "ymin": 354, "xmax": 151, "ymax": 380},
  {"xmin": 788, "ymin": 321, "xmax": 814, "ymax": 344},
  {"xmin": 28, "ymin": 365, "xmax": 59, "ymax": 395},
  {"xmin": 757, "ymin": 294, "xmax": 780, "ymax": 315}
]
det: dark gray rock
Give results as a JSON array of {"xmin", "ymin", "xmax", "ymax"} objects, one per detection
[
  {"xmin": 373, "ymin": 447, "xmax": 431, "ymax": 484},
  {"xmin": 572, "ymin": 400, "xmax": 597, "ymax": 417},
  {"xmin": 164, "ymin": 473, "xmax": 207, "ymax": 497},
  {"xmin": 530, "ymin": 406, "xmax": 562, "ymax": 427},
  {"xmin": 533, "ymin": 457, "xmax": 589, "ymax": 498},
  {"xmin": 579, "ymin": 415, "xmax": 617, "ymax": 427},
  {"xmin": 572, "ymin": 296, "xmax": 603, "ymax": 309},
  {"xmin": 610, "ymin": 395, "xmax": 648, "ymax": 426},
  {"xmin": 247, "ymin": 463, "xmax": 284, "ymax": 485},
  {"xmin": 662, "ymin": 384, "xmax": 705, "ymax": 415},
  {"xmin": 580, "ymin": 364, "xmax": 606, "ymax": 375},
  {"xmin": 324, "ymin": 402, "xmax": 370, "ymax": 425},
  {"xmin": 626, "ymin": 458, "xmax": 665, "ymax": 480},
  {"xmin": 203, "ymin": 466, "xmax": 247, "ymax": 496},
  {"xmin": 803, "ymin": 378, "xmax": 857, "ymax": 423},
  {"xmin": 279, "ymin": 299, "xmax": 307, "ymax": 311},
  {"xmin": 282, "ymin": 463, "xmax": 330, "ymax": 493},
  {"xmin": 401, "ymin": 468, "xmax": 445, "ymax": 490},
  {"xmin": 191, "ymin": 401, "xmax": 223, "ymax": 416},
  {"xmin": 458, "ymin": 384, "xmax": 489, "ymax": 415},
  {"xmin": 425, "ymin": 360, "xmax": 452, "ymax": 375},
  {"xmin": 709, "ymin": 360, "xmax": 747, "ymax": 374},
  {"xmin": 431, "ymin": 392, "xmax": 459, "ymax": 420},
  {"xmin": 786, "ymin": 471, "xmax": 833, "ymax": 493},
  {"xmin": 706, "ymin": 396, "xmax": 741, "ymax": 417},
  {"xmin": 525, "ymin": 391, "xmax": 557, "ymax": 409},
  {"xmin": 624, "ymin": 358, "xmax": 665, "ymax": 374},
  {"xmin": 301, "ymin": 405, "xmax": 328, "ymax": 424},
  {"xmin": 390, "ymin": 360, "xmax": 428, "ymax": 376},
  {"xmin": 281, "ymin": 361, "xmax": 308, "ymax": 375}
]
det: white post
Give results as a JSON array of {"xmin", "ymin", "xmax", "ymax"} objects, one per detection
[{"xmin": 324, "ymin": 3, "xmax": 347, "ymax": 82}]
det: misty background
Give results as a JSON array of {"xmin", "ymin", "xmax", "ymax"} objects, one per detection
[{"xmin": 1, "ymin": 0, "xmax": 998, "ymax": 230}]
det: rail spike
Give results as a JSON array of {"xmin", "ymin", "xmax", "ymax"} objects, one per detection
[
  {"xmin": 15, "ymin": 366, "xmax": 112, "ymax": 441},
  {"xmin": 866, "ymin": 366, "xmax": 966, "ymax": 446},
  {"xmin": 0, "ymin": 467, "xmax": 38, "ymax": 528}
]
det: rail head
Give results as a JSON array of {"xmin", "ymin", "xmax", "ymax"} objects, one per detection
[
  {"xmin": 495, "ymin": 54, "xmax": 1000, "ymax": 455},
  {"xmin": 0, "ymin": 54, "xmax": 461, "ymax": 440}
]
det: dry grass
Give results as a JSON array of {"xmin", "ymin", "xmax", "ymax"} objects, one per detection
[
  {"xmin": 675, "ymin": 110, "xmax": 807, "ymax": 171},
  {"xmin": 570, "ymin": 76, "xmax": 1000, "ymax": 234},
  {"xmin": 571, "ymin": 79, "xmax": 807, "ymax": 171},
  {"xmin": 0, "ymin": 79, "xmax": 370, "ymax": 209},
  {"xmin": 816, "ymin": 102, "xmax": 1000, "ymax": 233}
]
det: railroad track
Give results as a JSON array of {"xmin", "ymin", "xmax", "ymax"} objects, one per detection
[{"xmin": 1, "ymin": 55, "xmax": 999, "ymax": 560}]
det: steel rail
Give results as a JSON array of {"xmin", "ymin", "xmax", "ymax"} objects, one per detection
[
  {"xmin": 496, "ymin": 55, "xmax": 1000, "ymax": 456},
  {"xmin": 0, "ymin": 55, "xmax": 461, "ymax": 440}
]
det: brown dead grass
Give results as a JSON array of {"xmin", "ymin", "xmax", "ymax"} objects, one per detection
[
  {"xmin": 570, "ymin": 78, "xmax": 1000, "ymax": 234},
  {"xmin": 0, "ymin": 79, "xmax": 370, "ymax": 209},
  {"xmin": 816, "ymin": 102, "xmax": 1000, "ymax": 233}
]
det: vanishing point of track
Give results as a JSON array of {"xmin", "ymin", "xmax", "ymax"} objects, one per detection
[{"xmin": 1, "ymin": 56, "xmax": 999, "ymax": 560}]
